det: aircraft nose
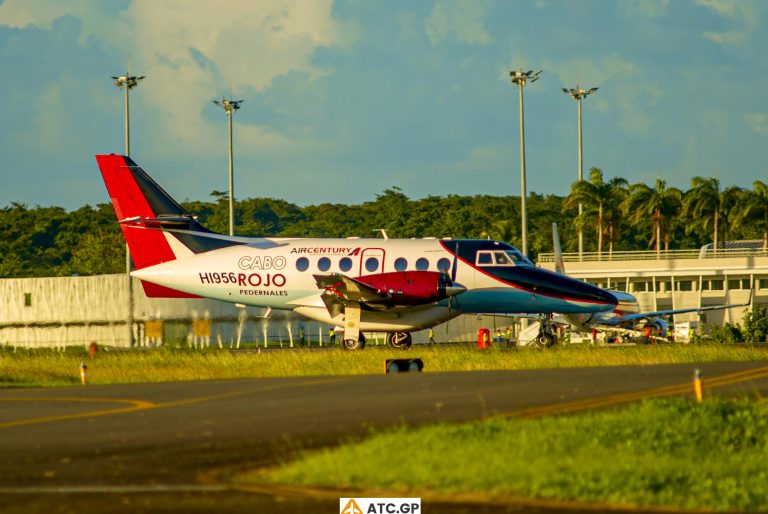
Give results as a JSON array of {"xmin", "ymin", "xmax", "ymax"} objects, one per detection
[{"xmin": 595, "ymin": 286, "xmax": 618, "ymax": 306}]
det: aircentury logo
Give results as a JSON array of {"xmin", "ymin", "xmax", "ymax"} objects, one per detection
[
  {"xmin": 340, "ymin": 498, "xmax": 421, "ymax": 514},
  {"xmin": 290, "ymin": 247, "xmax": 361, "ymax": 255}
]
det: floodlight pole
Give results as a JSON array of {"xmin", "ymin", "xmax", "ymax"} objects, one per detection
[
  {"xmin": 113, "ymin": 73, "xmax": 145, "ymax": 348},
  {"xmin": 510, "ymin": 68, "xmax": 541, "ymax": 257},
  {"xmin": 562, "ymin": 85, "xmax": 598, "ymax": 261},
  {"xmin": 214, "ymin": 97, "xmax": 243, "ymax": 236}
]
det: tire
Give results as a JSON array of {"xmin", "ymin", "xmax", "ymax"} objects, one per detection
[
  {"xmin": 386, "ymin": 332, "xmax": 412, "ymax": 350},
  {"xmin": 341, "ymin": 333, "xmax": 366, "ymax": 350},
  {"xmin": 536, "ymin": 333, "xmax": 556, "ymax": 348}
]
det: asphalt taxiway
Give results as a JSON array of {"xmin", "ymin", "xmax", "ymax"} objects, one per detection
[{"xmin": 2, "ymin": 361, "xmax": 768, "ymax": 513}]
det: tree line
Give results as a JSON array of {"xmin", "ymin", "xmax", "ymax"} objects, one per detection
[{"xmin": 1, "ymin": 172, "xmax": 766, "ymax": 278}]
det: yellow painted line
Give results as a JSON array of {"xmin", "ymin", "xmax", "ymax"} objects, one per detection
[
  {"xmin": 515, "ymin": 365, "xmax": 768, "ymax": 419},
  {"xmin": 0, "ymin": 397, "xmax": 156, "ymax": 429},
  {"xmin": 0, "ymin": 376, "xmax": 351, "ymax": 429}
]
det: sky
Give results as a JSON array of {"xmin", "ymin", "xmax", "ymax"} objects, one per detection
[{"xmin": 0, "ymin": 0, "xmax": 766, "ymax": 211}]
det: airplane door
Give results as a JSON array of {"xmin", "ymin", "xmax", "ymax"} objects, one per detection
[{"xmin": 359, "ymin": 248, "xmax": 385, "ymax": 276}]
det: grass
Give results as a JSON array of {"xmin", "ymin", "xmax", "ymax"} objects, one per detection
[
  {"xmin": 0, "ymin": 342, "xmax": 767, "ymax": 387},
  {"xmin": 253, "ymin": 398, "xmax": 768, "ymax": 512}
]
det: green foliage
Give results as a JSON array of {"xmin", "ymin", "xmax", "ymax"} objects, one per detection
[
  {"xmin": 707, "ymin": 322, "xmax": 744, "ymax": 343},
  {"xmin": 0, "ymin": 202, "xmax": 124, "ymax": 277},
  {"xmin": 2, "ymin": 172, "xmax": 765, "ymax": 278},
  {"xmin": 742, "ymin": 305, "xmax": 768, "ymax": 343},
  {"xmin": 261, "ymin": 398, "xmax": 768, "ymax": 511}
]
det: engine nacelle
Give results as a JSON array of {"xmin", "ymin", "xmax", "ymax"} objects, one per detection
[
  {"xmin": 356, "ymin": 271, "xmax": 465, "ymax": 307},
  {"xmin": 646, "ymin": 318, "xmax": 669, "ymax": 337}
]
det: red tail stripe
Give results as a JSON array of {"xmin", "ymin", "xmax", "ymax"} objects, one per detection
[{"xmin": 96, "ymin": 154, "xmax": 177, "ymax": 269}]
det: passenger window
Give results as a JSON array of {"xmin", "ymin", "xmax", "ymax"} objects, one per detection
[
  {"xmin": 416, "ymin": 258, "xmax": 429, "ymax": 271},
  {"xmin": 339, "ymin": 257, "xmax": 352, "ymax": 272},
  {"xmin": 318, "ymin": 257, "xmax": 331, "ymax": 272},
  {"xmin": 365, "ymin": 257, "xmax": 379, "ymax": 272},
  {"xmin": 296, "ymin": 257, "xmax": 309, "ymax": 272},
  {"xmin": 476, "ymin": 252, "xmax": 493, "ymax": 265},
  {"xmin": 437, "ymin": 258, "xmax": 451, "ymax": 272},
  {"xmin": 394, "ymin": 257, "xmax": 408, "ymax": 272}
]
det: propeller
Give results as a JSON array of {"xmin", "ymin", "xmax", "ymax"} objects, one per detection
[{"xmin": 445, "ymin": 242, "xmax": 461, "ymax": 335}]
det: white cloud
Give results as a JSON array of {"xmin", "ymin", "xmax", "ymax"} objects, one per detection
[
  {"xmin": 617, "ymin": 0, "xmax": 670, "ymax": 18},
  {"xmin": 119, "ymin": 0, "xmax": 342, "ymax": 153},
  {"xmin": 0, "ymin": 0, "xmax": 89, "ymax": 28},
  {"xmin": 426, "ymin": 0, "xmax": 492, "ymax": 46},
  {"xmin": 1, "ymin": 0, "xmax": 346, "ymax": 158},
  {"xmin": 696, "ymin": 0, "xmax": 758, "ymax": 46},
  {"xmin": 745, "ymin": 113, "xmax": 768, "ymax": 135},
  {"xmin": 545, "ymin": 55, "xmax": 662, "ymax": 135},
  {"xmin": 545, "ymin": 54, "xmax": 639, "ymax": 88}
]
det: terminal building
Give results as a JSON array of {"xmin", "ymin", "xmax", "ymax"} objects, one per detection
[
  {"xmin": 2, "ymin": 242, "xmax": 766, "ymax": 348},
  {"xmin": 537, "ymin": 241, "xmax": 767, "ymax": 327}
]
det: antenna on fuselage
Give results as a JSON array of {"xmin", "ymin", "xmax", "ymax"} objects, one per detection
[{"xmin": 374, "ymin": 229, "xmax": 389, "ymax": 240}]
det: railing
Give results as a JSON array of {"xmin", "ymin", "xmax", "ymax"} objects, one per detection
[{"xmin": 538, "ymin": 247, "xmax": 768, "ymax": 263}]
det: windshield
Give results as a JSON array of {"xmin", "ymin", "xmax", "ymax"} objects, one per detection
[{"xmin": 476, "ymin": 250, "xmax": 533, "ymax": 267}]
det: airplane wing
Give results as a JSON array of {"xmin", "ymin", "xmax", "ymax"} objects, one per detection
[
  {"xmin": 313, "ymin": 273, "xmax": 393, "ymax": 323},
  {"xmin": 313, "ymin": 273, "xmax": 390, "ymax": 304},
  {"xmin": 595, "ymin": 301, "xmax": 750, "ymax": 327},
  {"xmin": 313, "ymin": 273, "xmax": 390, "ymax": 303}
]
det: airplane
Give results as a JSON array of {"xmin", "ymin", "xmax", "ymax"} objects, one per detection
[
  {"xmin": 95, "ymin": 154, "xmax": 619, "ymax": 350},
  {"xmin": 549, "ymin": 223, "xmax": 747, "ymax": 343}
]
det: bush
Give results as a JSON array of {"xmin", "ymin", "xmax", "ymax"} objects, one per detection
[
  {"xmin": 707, "ymin": 322, "xmax": 744, "ymax": 343},
  {"xmin": 742, "ymin": 305, "xmax": 768, "ymax": 343}
]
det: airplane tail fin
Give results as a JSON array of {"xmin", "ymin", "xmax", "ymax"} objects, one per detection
[
  {"xmin": 96, "ymin": 154, "xmax": 242, "ymax": 277},
  {"xmin": 552, "ymin": 223, "xmax": 566, "ymax": 274}
]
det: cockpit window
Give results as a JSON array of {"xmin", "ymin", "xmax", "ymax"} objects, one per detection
[
  {"xmin": 494, "ymin": 252, "xmax": 512, "ymax": 265},
  {"xmin": 507, "ymin": 250, "xmax": 533, "ymax": 266},
  {"xmin": 476, "ymin": 249, "xmax": 532, "ymax": 267},
  {"xmin": 477, "ymin": 252, "xmax": 493, "ymax": 265}
]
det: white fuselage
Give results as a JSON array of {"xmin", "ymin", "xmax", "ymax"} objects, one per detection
[{"xmin": 133, "ymin": 236, "xmax": 616, "ymax": 333}]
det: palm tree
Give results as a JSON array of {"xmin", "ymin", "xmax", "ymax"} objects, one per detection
[
  {"xmin": 563, "ymin": 167, "xmax": 628, "ymax": 259},
  {"xmin": 681, "ymin": 177, "xmax": 741, "ymax": 254},
  {"xmin": 732, "ymin": 180, "xmax": 768, "ymax": 252},
  {"xmin": 622, "ymin": 179, "xmax": 682, "ymax": 257},
  {"xmin": 481, "ymin": 219, "xmax": 516, "ymax": 243},
  {"xmin": 603, "ymin": 180, "xmax": 628, "ymax": 258}
]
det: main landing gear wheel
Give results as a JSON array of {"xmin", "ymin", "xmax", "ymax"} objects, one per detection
[
  {"xmin": 341, "ymin": 333, "xmax": 366, "ymax": 350},
  {"xmin": 386, "ymin": 332, "xmax": 412, "ymax": 350},
  {"xmin": 535, "ymin": 332, "xmax": 556, "ymax": 348}
]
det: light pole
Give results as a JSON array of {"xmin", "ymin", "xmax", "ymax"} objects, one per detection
[
  {"xmin": 112, "ymin": 74, "xmax": 145, "ymax": 157},
  {"xmin": 213, "ymin": 96, "xmax": 243, "ymax": 236},
  {"xmin": 510, "ymin": 68, "xmax": 541, "ymax": 257},
  {"xmin": 562, "ymin": 85, "xmax": 598, "ymax": 260},
  {"xmin": 112, "ymin": 73, "xmax": 145, "ymax": 348}
]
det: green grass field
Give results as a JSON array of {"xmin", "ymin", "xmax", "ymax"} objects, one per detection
[
  {"xmin": 254, "ymin": 398, "xmax": 768, "ymax": 512},
  {"xmin": 1, "ymin": 342, "xmax": 767, "ymax": 387}
]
